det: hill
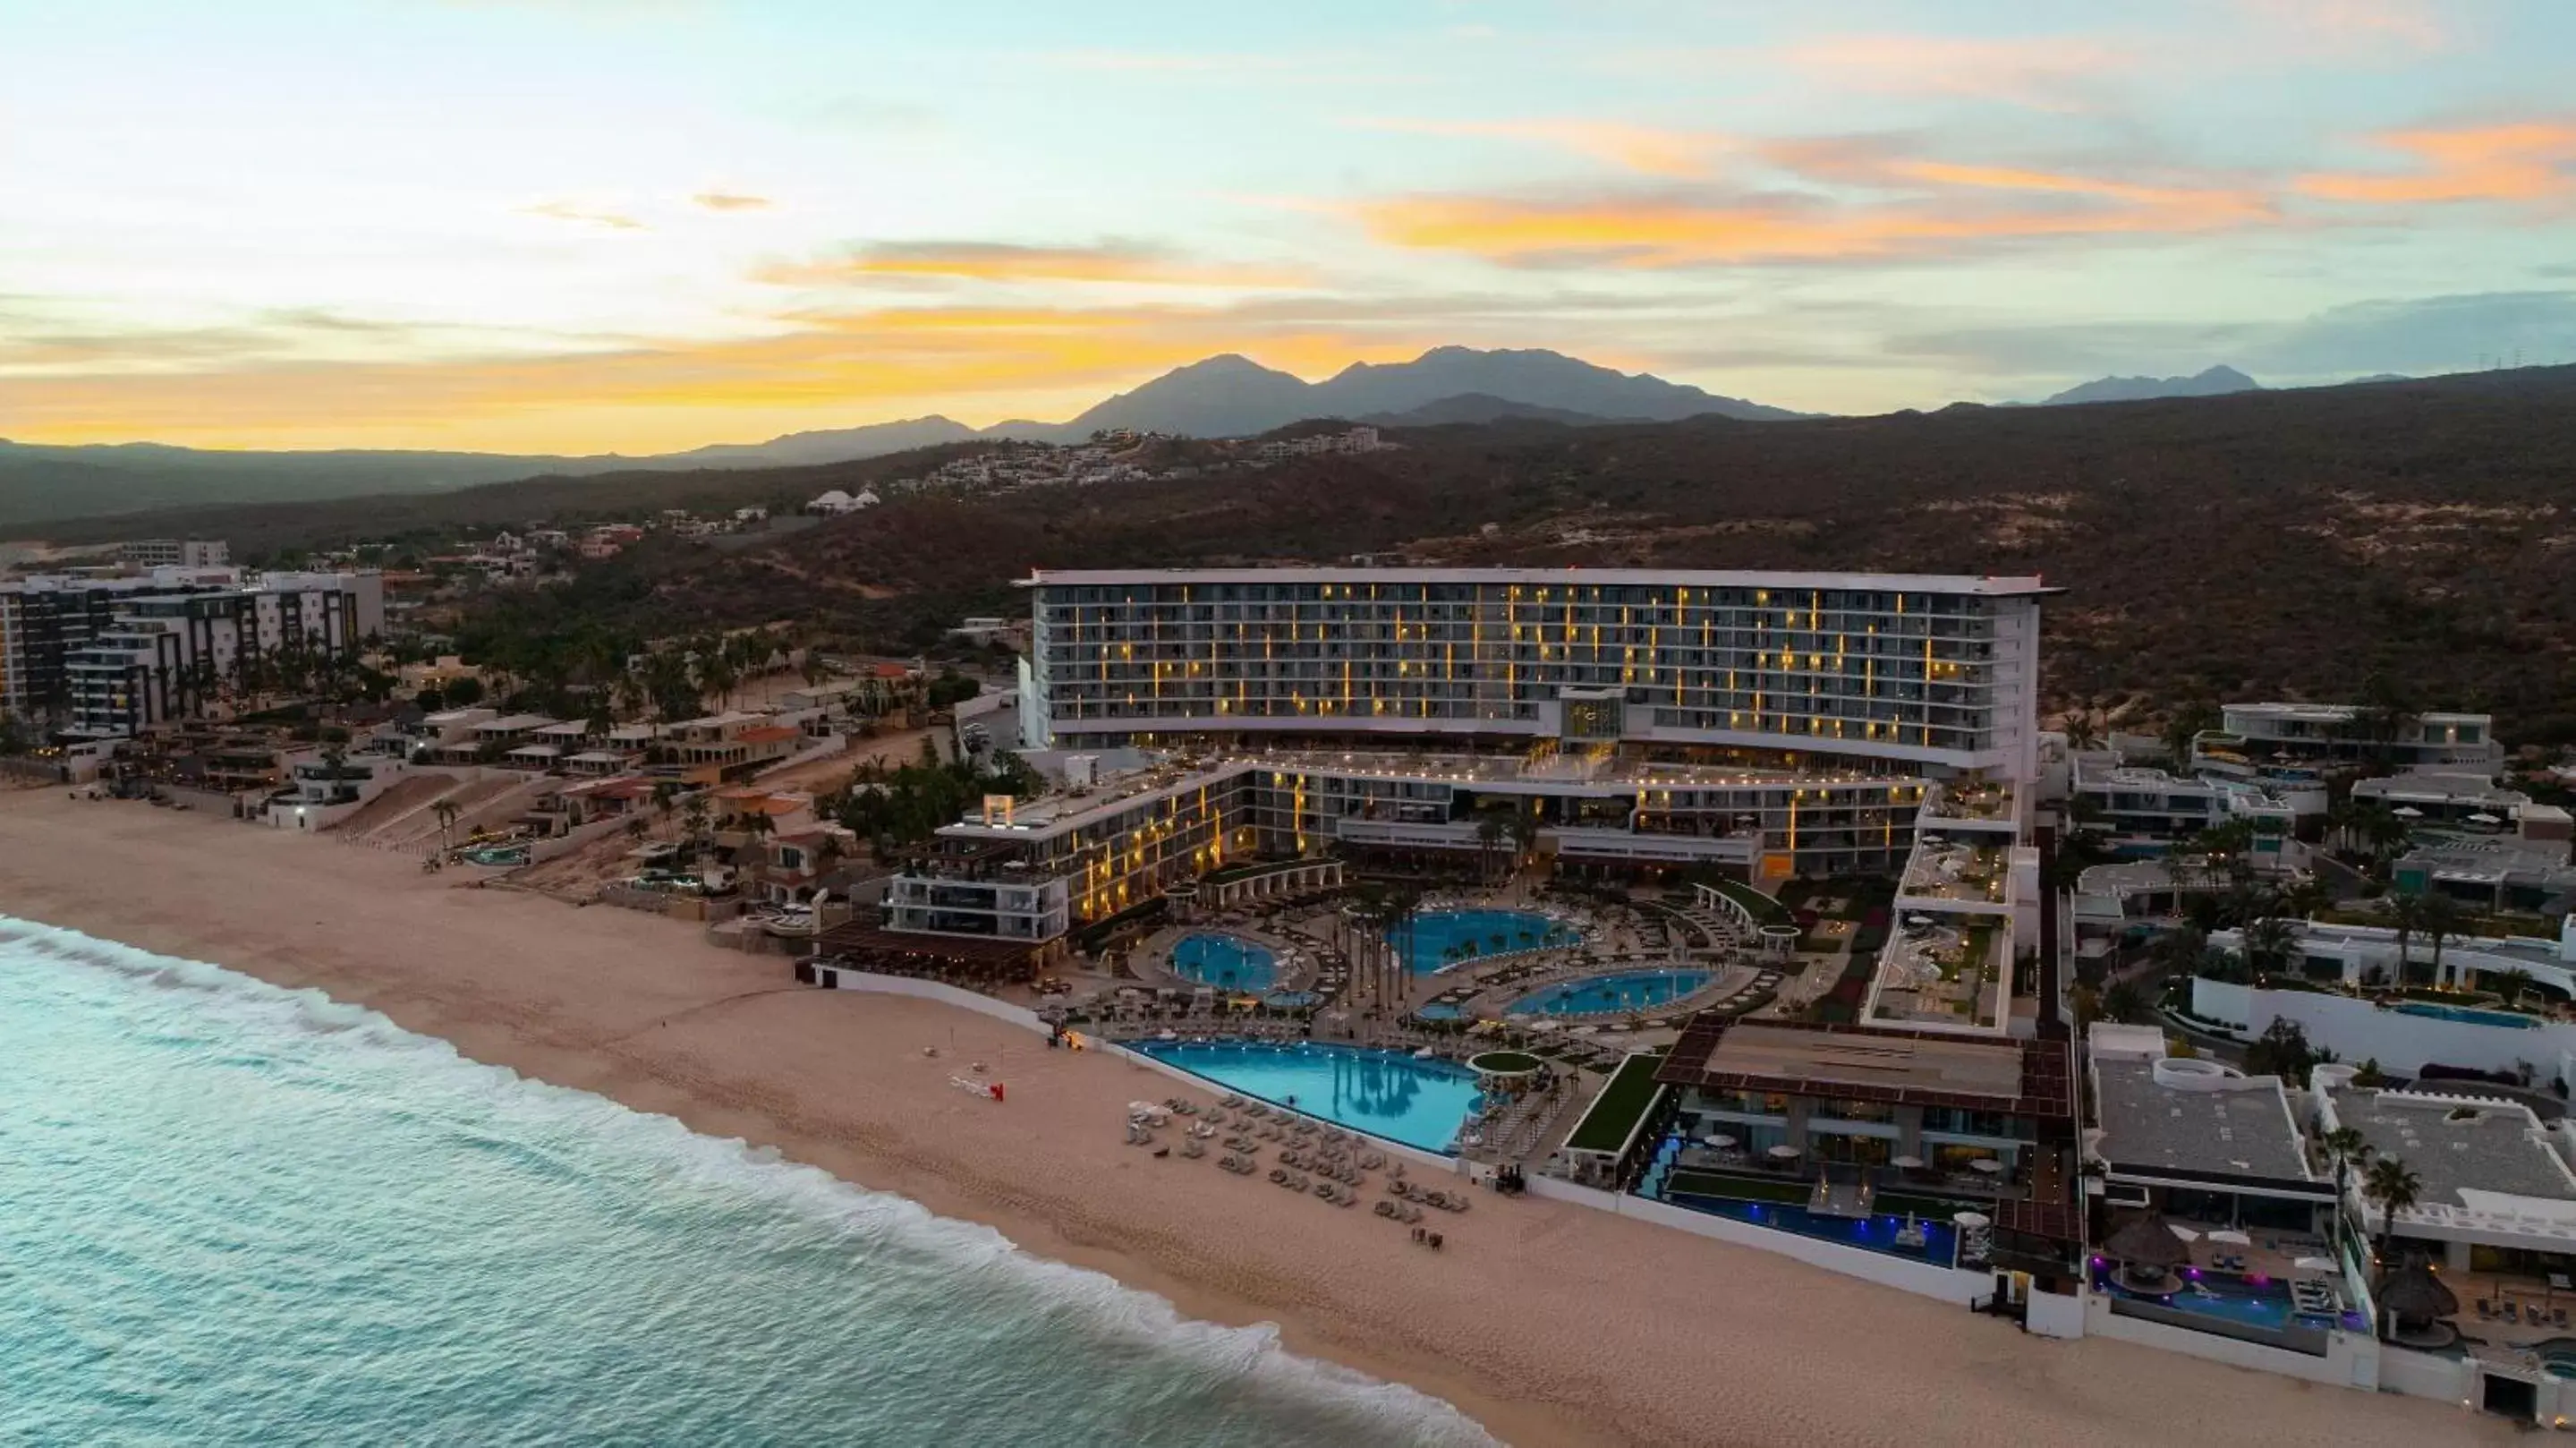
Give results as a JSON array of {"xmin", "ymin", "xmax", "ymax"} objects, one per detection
[
  {"xmin": 657, "ymin": 366, "xmax": 2576, "ymax": 740},
  {"xmin": 1359, "ymin": 394, "xmax": 1624, "ymax": 427},
  {"xmin": 2038, "ymin": 365, "xmax": 2261, "ymax": 406}
]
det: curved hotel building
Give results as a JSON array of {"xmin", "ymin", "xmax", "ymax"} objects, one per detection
[{"xmin": 892, "ymin": 567, "xmax": 2050, "ymax": 1025}]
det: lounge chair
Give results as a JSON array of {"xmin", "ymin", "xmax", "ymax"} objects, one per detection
[{"xmin": 2557, "ymin": 1307, "xmax": 2569, "ymax": 1328}]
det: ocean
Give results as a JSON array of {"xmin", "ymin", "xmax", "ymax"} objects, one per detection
[{"xmin": 0, "ymin": 916, "xmax": 1498, "ymax": 1447}]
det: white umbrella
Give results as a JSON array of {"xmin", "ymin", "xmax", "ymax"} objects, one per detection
[
  {"xmin": 1891, "ymin": 1154, "xmax": 1926, "ymax": 1170},
  {"xmin": 2293, "ymin": 1256, "xmax": 2338, "ymax": 1272},
  {"xmin": 2469, "ymin": 812, "xmax": 2502, "ymax": 824},
  {"xmin": 1768, "ymin": 1144, "xmax": 1802, "ymax": 1159},
  {"xmin": 2167, "ymin": 1223, "xmax": 2202, "ymax": 1242},
  {"xmin": 1968, "ymin": 1158, "xmax": 2005, "ymax": 1174},
  {"xmin": 1705, "ymin": 1133, "xmax": 1739, "ymax": 1149},
  {"xmin": 2392, "ymin": 805, "xmax": 2425, "ymax": 819},
  {"xmin": 2207, "ymin": 1228, "xmax": 2252, "ymax": 1245}
]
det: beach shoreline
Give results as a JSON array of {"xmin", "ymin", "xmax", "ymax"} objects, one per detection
[{"xmin": 0, "ymin": 789, "xmax": 2519, "ymax": 1448}]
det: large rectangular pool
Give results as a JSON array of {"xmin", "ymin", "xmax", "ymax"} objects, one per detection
[
  {"xmin": 1129, "ymin": 1040, "xmax": 1484, "ymax": 1154},
  {"xmin": 1401, "ymin": 910, "xmax": 1575, "ymax": 973}
]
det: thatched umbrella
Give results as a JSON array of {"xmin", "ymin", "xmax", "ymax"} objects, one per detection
[
  {"xmin": 2375, "ymin": 1255, "xmax": 2460, "ymax": 1344},
  {"xmin": 2104, "ymin": 1209, "xmax": 2191, "ymax": 1291}
]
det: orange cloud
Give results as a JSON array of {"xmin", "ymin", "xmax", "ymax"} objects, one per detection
[
  {"xmin": 1357, "ymin": 118, "xmax": 1724, "ymax": 178},
  {"xmin": 1356, "ymin": 154, "xmax": 2277, "ymax": 268},
  {"xmin": 692, "ymin": 192, "xmax": 772, "ymax": 212},
  {"xmin": 752, "ymin": 241, "xmax": 1312, "ymax": 289},
  {"xmin": 2298, "ymin": 121, "xmax": 2576, "ymax": 205},
  {"xmin": 1773, "ymin": 34, "xmax": 2118, "ymax": 111},
  {"xmin": 523, "ymin": 200, "xmax": 645, "ymax": 231}
]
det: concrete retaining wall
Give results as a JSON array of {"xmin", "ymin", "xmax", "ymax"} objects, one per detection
[
  {"xmin": 809, "ymin": 967, "xmax": 1049, "ymax": 1036},
  {"xmin": 2194, "ymin": 979, "xmax": 2576, "ymax": 1090}
]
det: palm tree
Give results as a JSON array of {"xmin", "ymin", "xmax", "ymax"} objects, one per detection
[
  {"xmin": 2061, "ymin": 708, "xmax": 2104, "ymax": 753},
  {"xmin": 2494, "ymin": 968, "xmax": 2537, "ymax": 1011},
  {"xmin": 2318, "ymin": 1125, "xmax": 2373, "ymax": 1250},
  {"xmin": 2360, "ymin": 1155, "xmax": 2423, "ymax": 1272},
  {"xmin": 2240, "ymin": 915, "xmax": 2300, "ymax": 983},
  {"xmin": 2385, "ymin": 889, "xmax": 2428, "ymax": 987},
  {"xmin": 2416, "ymin": 890, "xmax": 2466, "ymax": 990},
  {"xmin": 432, "ymin": 798, "xmax": 460, "ymax": 856},
  {"xmin": 2101, "ymin": 979, "xmax": 2151, "ymax": 1025},
  {"xmin": 1474, "ymin": 808, "xmax": 1510, "ymax": 885}
]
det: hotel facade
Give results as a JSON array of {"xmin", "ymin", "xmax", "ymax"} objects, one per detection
[{"xmin": 896, "ymin": 567, "xmax": 2053, "ymax": 948}]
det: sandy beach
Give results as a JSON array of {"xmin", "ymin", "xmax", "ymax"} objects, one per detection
[{"xmin": 0, "ymin": 789, "xmax": 2520, "ymax": 1448}]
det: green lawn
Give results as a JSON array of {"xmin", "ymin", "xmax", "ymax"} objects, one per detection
[
  {"xmin": 1704, "ymin": 877, "xmax": 1790, "ymax": 926},
  {"xmin": 1565, "ymin": 1051, "xmax": 1670, "ymax": 1155}
]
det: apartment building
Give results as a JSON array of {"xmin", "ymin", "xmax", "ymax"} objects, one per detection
[{"xmin": 19, "ymin": 570, "xmax": 387, "ymax": 738}]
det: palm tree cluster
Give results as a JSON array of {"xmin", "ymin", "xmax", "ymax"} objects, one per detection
[{"xmin": 818, "ymin": 744, "xmax": 1043, "ymax": 858}]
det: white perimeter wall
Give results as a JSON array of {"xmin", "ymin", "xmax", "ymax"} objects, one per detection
[
  {"xmin": 2081, "ymin": 1294, "xmax": 2380, "ymax": 1389},
  {"xmin": 2193, "ymin": 979, "xmax": 2576, "ymax": 1090},
  {"xmin": 812, "ymin": 967, "xmax": 1049, "ymax": 1035}
]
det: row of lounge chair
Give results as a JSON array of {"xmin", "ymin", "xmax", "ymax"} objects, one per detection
[
  {"xmin": 1387, "ymin": 1180, "xmax": 1470, "ymax": 1213},
  {"xmin": 1373, "ymin": 1199, "xmax": 1426, "ymax": 1225},
  {"xmin": 2478, "ymin": 1299, "xmax": 2569, "ymax": 1327}
]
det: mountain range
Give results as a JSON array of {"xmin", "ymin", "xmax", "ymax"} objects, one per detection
[
  {"xmin": 2036, "ymin": 365, "xmax": 2263, "ymax": 406},
  {"xmin": 0, "ymin": 347, "xmax": 1802, "ymax": 529}
]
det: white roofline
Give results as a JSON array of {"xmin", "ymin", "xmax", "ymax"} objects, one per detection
[{"xmin": 1022, "ymin": 566, "xmax": 2060, "ymax": 596}]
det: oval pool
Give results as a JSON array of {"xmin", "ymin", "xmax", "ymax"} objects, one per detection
[
  {"xmin": 1169, "ymin": 933, "xmax": 1278, "ymax": 992},
  {"xmin": 1129, "ymin": 1040, "xmax": 1483, "ymax": 1154},
  {"xmin": 1507, "ymin": 968, "xmax": 1712, "ymax": 1017}
]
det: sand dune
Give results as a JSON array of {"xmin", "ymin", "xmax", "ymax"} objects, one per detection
[{"xmin": 0, "ymin": 789, "xmax": 2521, "ymax": 1448}]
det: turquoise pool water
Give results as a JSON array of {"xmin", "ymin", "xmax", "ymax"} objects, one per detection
[
  {"xmin": 2393, "ymin": 1001, "xmax": 2540, "ymax": 1028},
  {"xmin": 1508, "ymin": 968, "xmax": 1711, "ymax": 1017},
  {"xmin": 1131, "ymin": 1041, "xmax": 1483, "ymax": 1154},
  {"xmin": 1401, "ymin": 910, "xmax": 1571, "ymax": 973},
  {"xmin": 1171, "ymin": 933, "xmax": 1279, "ymax": 992}
]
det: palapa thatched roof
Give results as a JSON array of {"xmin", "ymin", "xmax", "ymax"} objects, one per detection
[
  {"xmin": 2104, "ymin": 1210, "xmax": 2191, "ymax": 1268},
  {"xmin": 2375, "ymin": 1256, "xmax": 2460, "ymax": 1325}
]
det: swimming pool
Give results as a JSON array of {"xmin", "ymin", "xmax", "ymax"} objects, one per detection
[
  {"xmin": 2087, "ymin": 1265, "xmax": 2359, "ymax": 1333},
  {"xmin": 1660, "ymin": 1191, "xmax": 1959, "ymax": 1265},
  {"xmin": 1169, "ymin": 933, "xmax": 1279, "ymax": 992},
  {"xmin": 1508, "ymin": 968, "xmax": 1712, "ymax": 1017},
  {"xmin": 2393, "ymin": 1001, "xmax": 2540, "ymax": 1028},
  {"xmin": 1129, "ymin": 1040, "xmax": 1484, "ymax": 1154},
  {"xmin": 1401, "ymin": 909, "xmax": 1574, "ymax": 972}
]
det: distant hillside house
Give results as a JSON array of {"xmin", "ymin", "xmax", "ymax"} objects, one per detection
[{"xmin": 806, "ymin": 488, "xmax": 880, "ymax": 516}]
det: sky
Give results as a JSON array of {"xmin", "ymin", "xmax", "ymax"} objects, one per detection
[{"xmin": 4, "ymin": 0, "xmax": 2574, "ymax": 454}]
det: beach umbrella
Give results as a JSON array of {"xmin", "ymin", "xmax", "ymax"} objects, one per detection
[
  {"xmin": 1968, "ymin": 1158, "xmax": 2005, "ymax": 1175},
  {"xmin": 2468, "ymin": 812, "xmax": 2502, "ymax": 825},
  {"xmin": 1705, "ymin": 1133, "xmax": 1739, "ymax": 1149},
  {"xmin": 2293, "ymin": 1256, "xmax": 2338, "ymax": 1273},
  {"xmin": 2392, "ymin": 805, "xmax": 2425, "ymax": 819},
  {"xmin": 2374, "ymin": 1255, "xmax": 2458, "ymax": 1332},
  {"xmin": 2206, "ymin": 1228, "xmax": 2252, "ymax": 1245},
  {"xmin": 1891, "ymin": 1154, "xmax": 1925, "ymax": 1170},
  {"xmin": 1768, "ymin": 1143, "xmax": 1802, "ymax": 1160}
]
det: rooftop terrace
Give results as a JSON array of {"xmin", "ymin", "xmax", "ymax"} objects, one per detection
[
  {"xmin": 2329, "ymin": 1088, "xmax": 2576, "ymax": 1209},
  {"xmin": 2090, "ymin": 1055, "xmax": 2315, "ymax": 1184}
]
